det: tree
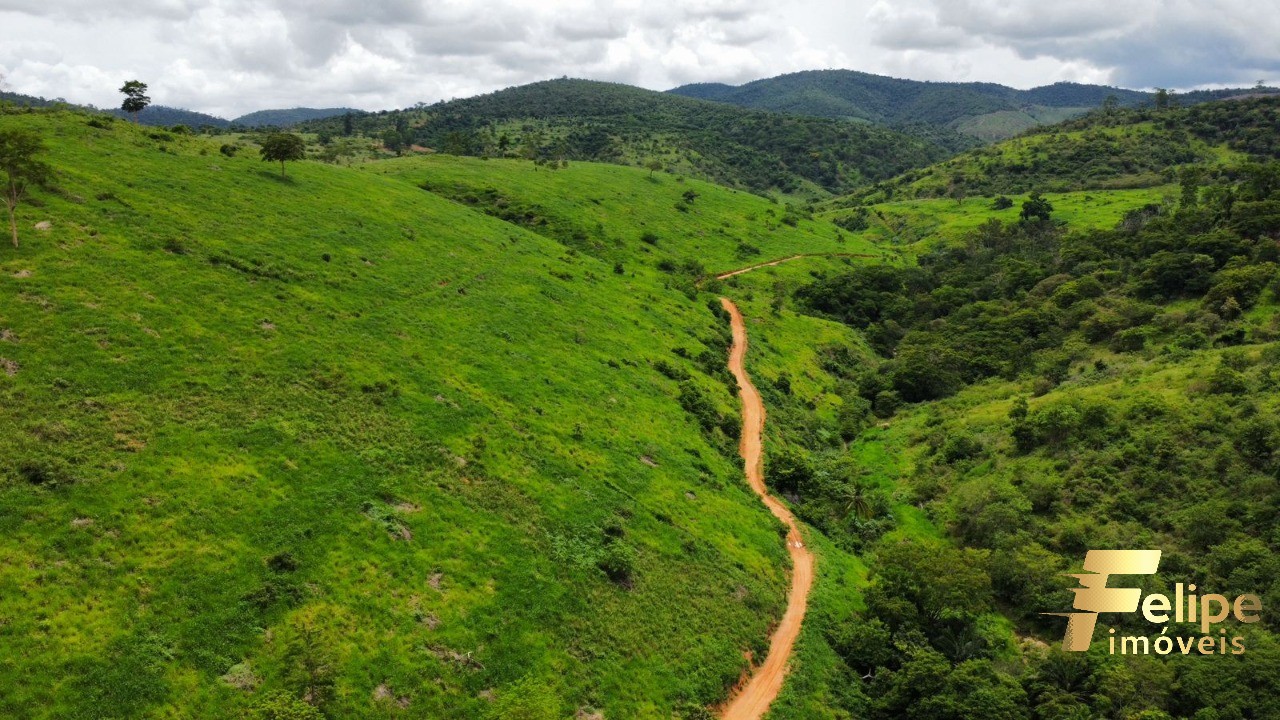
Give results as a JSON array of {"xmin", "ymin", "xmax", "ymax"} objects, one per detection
[
  {"xmin": 260, "ymin": 133, "xmax": 306, "ymax": 178},
  {"xmin": 381, "ymin": 128, "xmax": 405, "ymax": 155},
  {"xmin": 1101, "ymin": 94, "xmax": 1119, "ymax": 115},
  {"xmin": 948, "ymin": 173, "xmax": 967, "ymax": 205},
  {"xmin": 0, "ymin": 129, "xmax": 51, "ymax": 248},
  {"xmin": 1020, "ymin": 192, "xmax": 1053, "ymax": 225},
  {"xmin": 119, "ymin": 80, "xmax": 150, "ymax": 122},
  {"xmin": 645, "ymin": 159, "xmax": 662, "ymax": 178},
  {"xmin": 341, "ymin": 112, "xmax": 354, "ymax": 137},
  {"xmin": 1154, "ymin": 88, "xmax": 1170, "ymax": 111}
]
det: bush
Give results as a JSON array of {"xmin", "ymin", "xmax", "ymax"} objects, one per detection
[
  {"xmin": 873, "ymin": 390, "xmax": 901, "ymax": 418},
  {"xmin": 1110, "ymin": 327, "xmax": 1148, "ymax": 353},
  {"xmin": 597, "ymin": 542, "xmax": 637, "ymax": 586},
  {"xmin": 1207, "ymin": 364, "xmax": 1248, "ymax": 394}
]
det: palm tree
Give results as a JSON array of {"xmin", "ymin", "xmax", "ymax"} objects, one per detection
[{"xmin": 838, "ymin": 481, "xmax": 875, "ymax": 521}]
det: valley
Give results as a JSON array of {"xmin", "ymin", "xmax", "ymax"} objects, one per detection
[{"xmin": 1, "ymin": 84, "xmax": 1278, "ymax": 720}]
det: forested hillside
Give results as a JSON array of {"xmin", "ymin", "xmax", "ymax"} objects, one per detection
[
  {"xmin": 837, "ymin": 96, "xmax": 1280, "ymax": 203},
  {"xmin": 739, "ymin": 100, "xmax": 1280, "ymax": 718},
  {"xmin": 297, "ymin": 78, "xmax": 955, "ymax": 196}
]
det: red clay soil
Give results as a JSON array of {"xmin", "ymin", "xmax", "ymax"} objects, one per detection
[{"xmin": 716, "ymin": 297, "xmax": 816, "ymax": 720}]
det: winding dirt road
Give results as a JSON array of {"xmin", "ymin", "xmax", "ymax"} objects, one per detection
[{"xmin": 717, "ymin": 297, "xmax": 815, "ymax": 720}]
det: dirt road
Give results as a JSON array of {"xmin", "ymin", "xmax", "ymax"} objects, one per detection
[
  {"xmin": 715, "ymin": 252, "xmax": 876, "ymax": 280},
  {"xmin": 717, "ymin": 297, "xmax": 815, "ymax": 720}
]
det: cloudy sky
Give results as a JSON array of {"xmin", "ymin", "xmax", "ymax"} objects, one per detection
[{"xmin": 1, "ymin": 0, "xmax": 1278, "ymax": 118}]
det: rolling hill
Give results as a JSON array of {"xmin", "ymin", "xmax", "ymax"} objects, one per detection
[
  {"xmin": 828, "ymin": 95, "xmax": 1280, "ymax": 209},
  {"xmin": 297, "ymin": 78, "xmax": 958, "ymax": 197},
  {"xmin": 4, "ymin": 88, "xmax": 1280, "ymax": 720},
  {"xmin": 670, "ymin": 69, "xmax": 1276, "ymax": 141},
  {"xmin": 0, "ymin": 107, "xmax": 880, "ymax": 718},
  {"xmin": 231, "ymin": 108, "xmax": 358, "ymax": 128}
]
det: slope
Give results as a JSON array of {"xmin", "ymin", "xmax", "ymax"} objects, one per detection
[
  {"xmin": 0, "ymin": 108, "xmax": 862, "ymax": 718},
  {"xmin": 750, "ymin": 106, "xmax": 1280, "ymax": 718},
  {"xmin": 232, "ymin": 108, "xmax": 359, "ymax": 128},
  {"xmin": 298, "ymin": 78, "xmax": 955, "ymax": 197},
  {"xmin": 821, "ymin": 96, "xmax": 1280, "ymax": 242},
  {"xmin": 669, "ymin": 70, "xmax": 1153, "ymax": 140},
  {"xmin": 672, "ymin": 70, "xmax": 1280, "ymax": 143}
]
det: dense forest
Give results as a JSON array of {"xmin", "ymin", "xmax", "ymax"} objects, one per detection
[{"xmin": 760, "ymin": 155, "xmax": 1280, "ymax": 717}]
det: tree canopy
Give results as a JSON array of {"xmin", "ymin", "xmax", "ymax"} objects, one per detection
[
  {"xmin": 0, "ymin": 128, "xmax": 50, "ymax": 248},
  {"xmin": 259, "ymin": 133, "xmax": 306, "ymax": 178}
]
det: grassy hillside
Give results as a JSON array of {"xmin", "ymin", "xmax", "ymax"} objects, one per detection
[
  {"xmin": 0, "ymin": 107, "xmax": 870, "ymax": 718},
  {"xmin": 297, "ymin": 79, "xmax": 955, "ymax": 197},
  {"xmin": 361, "ymin": 154, "xmax": 892, "ymax": 272}
]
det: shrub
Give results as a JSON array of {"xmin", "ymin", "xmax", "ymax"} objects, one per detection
[
  {"xmin": 1110, "ymin": 327, "xmax": 1148, "ymax": 353},
  {"xmin": 597, "ymin": 542, "xmax": 637, "ymax": 587},
  {"xmin": 873, "ymin": 390, "xmax": 901, "ymax": 418},
  {"xmin": 1207, "ymin": 364, "xmax": 1248, "ymax": 394}
]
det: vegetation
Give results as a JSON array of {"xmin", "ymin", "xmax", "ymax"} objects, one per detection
[
  {"xmin": 231, "ymin": 108, "xmax": 358, "ymax": 128},
  {"xmin": 297, "ymin": 78, "xmax": 955, "ymax": 196},
  {"xmin": 2, "ymin": 79, "xmax": 1278, "ymax": 719},
  {"xmin": 0, "ymin": 128, "xmax": 49, "ymax": 247},
  {"xmin": 769, "ymin": 156, "xmax": 1280, "ymax": 716},
  {"xmin": 841, "ymin": 96, "xmax": 1280, "ymax": 202},
  {"xmin": 119, "ymin": 80, "xmax": 151, "ymax": 122},
  {"xmin": 0, "ymin": 106, "xmax": 874, "ymax": 717},
  {"xmin": 259, "ymin": 132, "xmax": 307, "ymax": 178}
]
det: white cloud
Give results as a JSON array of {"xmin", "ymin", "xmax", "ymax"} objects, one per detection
[{"xmin": 0, "ymin": 0, "xmax": 1276, "ymax": 118}]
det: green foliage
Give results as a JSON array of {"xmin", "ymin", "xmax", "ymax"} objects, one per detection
[
  {"xmin": 0, "ymin": 127, "xmax": 51, "ymax": 247},
  {"xmin": 259, "ymin": 132, "xmax": 307, "ymax": 177},
  {"xmin": 118, "ymin": 79, "xmax": 150, "ymax": 118},
  {"xmin": 0, "ymin": 109, "xmax": 818, "ymax": 718},
  {"xmin": 251, "ymin": 692, "xmax": 324, "ymax": 720},
  {"xmin": 299, "ymin": 78, "xmax": 954, "ymax": 195}
]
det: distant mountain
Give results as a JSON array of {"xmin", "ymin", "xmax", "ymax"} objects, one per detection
[
  {"xmin": 3, "ymin": 89, "xmax": 355, "ymax": 130},
  {"xmin": 1, "ymin": 90, "xmax": 72, "ymax": 109},
  {"xmin": 109, "ymin": 105, "xmax": 230, "ymax": 128},
  {"xmin": 298, "ymin": 78, "xmax": 957, "ymax": 196},
  {"xmin": 231, "ymin": 107, "xmax": 357, "ymax": 127},
  {"xmin": 668, "ymin": 70, "xmax": 1275, "ymax": 141}
]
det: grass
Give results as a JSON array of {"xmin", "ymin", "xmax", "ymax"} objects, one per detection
[
  {"xmin": 823, "ymin": 187, "xmax": 1170, "ymax": 251},
  {"xmin": 0, "ymin": 109, "xmax": 870, "ymax": 718},
  {"xmin": 363, "ymin": 153, "xmax": 892, "ymax": 272}
]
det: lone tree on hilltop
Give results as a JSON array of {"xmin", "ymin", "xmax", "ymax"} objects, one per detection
[
  {"xmin": 260, "ymin": 133, "xmax": 306, "ymax": 178},
  {"xmin": 119, "ymin": 80, "xmax": 150, "ymax": 122},
  {"xmin": 0, "ymin": 129, "xmax": 51, "ymax": 249},
  {"xmin": 646, "ymin": 159, "xmax": 662, "ymax": 178}
]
